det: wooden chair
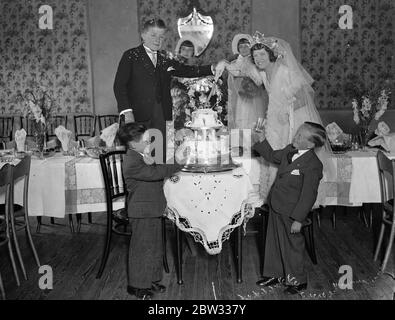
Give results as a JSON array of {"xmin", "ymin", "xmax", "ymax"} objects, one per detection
[
  {"xmin": 95, "ymin": 150, "xmax": 169, "ymax": 278},
  {"xmin": 73, "ymin": 114, "xmax": 96, "ymax": 142},
  {"xmin": 0, "ymin": 164, "xmax": 20, "ymax": 299},
  {"xmin": 373, "ymin": 151, "xmax": 395, "ymax": 272},
  {"xmin": 256, "ymin": 205, "xmax": 318, "ymax": 278},
  {"xmin": 19, "ymin": 117, "xmax": 35, "ymax": 138},
  {"xmin": 0, "ymin": 156, "xmax": 41, "ymax": 281},
  {"xmin": 0, "ymin": 116, "xmax": 14, "ymax": 148},
  {"xmin": 97, "ymin": 115, "xmax": 119, "ymax": 132},
  {"xmin": 47, "ymin": 115, "xmax": 68, "ymax": 139}
]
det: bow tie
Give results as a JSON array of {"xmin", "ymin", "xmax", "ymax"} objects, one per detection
[{"xmin": 287, "ymin": 148, "xmax": 299, "ymax": 164}]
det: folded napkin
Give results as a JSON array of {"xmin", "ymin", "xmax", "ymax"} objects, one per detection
[
  {"xmin": 100, "ymin": 123, "xmax": 119, "ymax": 147},
  {"xmin": 15, "ymin": 128, "xmax": 27, "ymax": 152},
  {"xmin": 368, "ymin": 121, "xmax": 395, "ymax": 152},
  {"xmin": 325, "ymin": 122, "xmax": 343, "ymax": 143},
  {"xmin": 54, "ymin": 125, "xmax": 72, "ymax": 151}
]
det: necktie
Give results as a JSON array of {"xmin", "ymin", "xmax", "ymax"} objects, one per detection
[
  {"xmin": 145, "ymin": 47, "xmax": 157, "ymax": 67},
  {"xmin": 287, "ymin": 148, "xmax": 299, "ymax": 164}
]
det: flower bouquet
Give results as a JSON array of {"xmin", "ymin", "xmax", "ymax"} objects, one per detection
[
  {"xmin": 346, "ymin": 82, "xmax": 390, "ymax": 148},
  {"xmin": 20, "ymin": 85, "xmax": 55, "ymax": 157}
]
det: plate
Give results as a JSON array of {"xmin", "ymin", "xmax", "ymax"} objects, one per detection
[
  {"xmin": 181, "ymin": 162, "xmax": 241, "ymax": 173},
  {"xmin": 86, "ymin": 148, "xmax": 105, "ymax": 159}
]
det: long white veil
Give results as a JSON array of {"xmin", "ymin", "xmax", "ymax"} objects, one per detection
[{"xmin": 269, "ymin": 37, "xmax": 335, "ymax": 181}]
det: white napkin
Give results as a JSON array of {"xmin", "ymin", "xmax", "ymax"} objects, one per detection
[
  {"xmin": 15, "ymin": 129, "xmax": 27, "ymax": 152},
  {"xmin": 368, "ymin": 121, "xmax": 395, "ymax": 152},
  {"xmin": 54, "ymin": 125, "xmax": 72, "ymax": 152},
  {"xmin": 100, "ymin": 123, "xmax": 119, "ymax": 147},
  {"xmin": 325, "ymin": 122, "xmax": 343, "ymax": 143}
]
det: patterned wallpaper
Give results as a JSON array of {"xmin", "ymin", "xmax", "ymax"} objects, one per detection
[
  {"xmin": 301, "ymin": 0, "xmax": 394, "ymax": 109},
  {"xmin": 137, "ymin": 0, "xmax": 252, "ymax": 65},
  {"xmin": 0, "ymin": 0, "xmax": 92, "ymax": 115}
]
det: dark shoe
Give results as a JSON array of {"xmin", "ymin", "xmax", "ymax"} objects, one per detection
[
  {"xmin": 151, "ymin": 281, "xmax": 166, "ymax": 293},
  {"xmin": 284, "ymin": 283, "xmax": 307, "ymax": 295},
  {"xmin": 127, "ymin": 286, "xmax": 154, "ymax": 300},
  {"xmin": 256, "ymin": 276, "xmax": 284, "ymax": 287}
]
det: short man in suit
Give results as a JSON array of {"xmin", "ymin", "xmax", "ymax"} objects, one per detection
[
  {"xmin": 252, "ymin": 122, "xmax": 327, "ymax": 295},
  {"xmin": 118, "ymin": 122, "xmax": 183, "ymax": 299},
  {"xmin": 114, "ymin": 18, "xmax": 215, "ymax": 162}
]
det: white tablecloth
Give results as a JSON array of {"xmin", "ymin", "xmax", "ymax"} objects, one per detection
[
  {"xmin": 164, "ymin": 167, "xmax": 260, "ymax": 255},
  {"xmin": 0, "ymin": 154, "xmax": 124, "ymax": 218}
]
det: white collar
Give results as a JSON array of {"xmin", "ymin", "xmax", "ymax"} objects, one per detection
[{"xmin": 143, "ymin": 45, "xmax": 157, "ymax": 54}]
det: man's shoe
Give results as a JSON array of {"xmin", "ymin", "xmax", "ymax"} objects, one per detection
[
  {"xmin": 151, "ymin": 282, "xmax": 166, "ymax": 293},
  {"xmin": 256, "ymin": 277, "xmax": 284, "ymax": 287},
  {"xmin": 127, "ymin": 286, "xmax": 154, "ymax": 300},
  {"xmin": 284, "ymin": 283, "xmax": 307, "ymax": 295}
]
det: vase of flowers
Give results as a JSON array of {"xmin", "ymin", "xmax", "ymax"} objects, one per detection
[
  {"xmin": 348, "ymin": 85, "xmax": 390, "ymax": 149},
  {"xmin": 21, "ymin": 85, "xmax": 55, "ymax": 158}
]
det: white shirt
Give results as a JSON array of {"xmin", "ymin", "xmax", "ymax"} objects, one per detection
[{"xmin": 291, "ymin": 149, "xmax": 309, "ymax": 162}]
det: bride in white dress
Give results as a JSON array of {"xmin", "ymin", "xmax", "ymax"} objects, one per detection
[
  {"xmin": 217, "ymin": 33, "xmax": 331, "ymax": 202},
  {"xmin": 250, "ymin": 34, "xmax": 331, "ymax": 201}
]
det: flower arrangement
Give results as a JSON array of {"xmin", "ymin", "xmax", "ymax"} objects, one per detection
[
  {"xmin": 21, "ymin": 85, "xmax": 55, "ymax": 126},
  {"xmin": 345, "ymin": 81, "xmax": 391, "ymax": 147},
  {"xmin": 19, "ymin": 85, "xmax": 56, "ymax": 152},
  {"xmin": 171, "ymin": 76, "xmax": 227, "ymax": 130},
  {"xmin": 351, "ymin": 89, "xmax": 390, "ymax": 126}
]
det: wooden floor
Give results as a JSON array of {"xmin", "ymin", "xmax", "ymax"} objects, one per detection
[{"xmin": 1, "ymin": 207, "xmax": 394, "ymax": 300}]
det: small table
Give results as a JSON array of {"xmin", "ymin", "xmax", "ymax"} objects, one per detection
[{"xmin": 164, "ymin": 166, "xmax": 260, "ymax": 283}]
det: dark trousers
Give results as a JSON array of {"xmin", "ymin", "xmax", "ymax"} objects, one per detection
[
  {"xmin": 127, "ymin": 217, "xmax": 163, "ymax": 289},
  {"xmin": 263, "ymin": 209, "xmax": 307, "ymax": 285}
]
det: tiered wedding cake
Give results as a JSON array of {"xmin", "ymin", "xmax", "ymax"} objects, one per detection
[{"xmin": 182, "ymin": 109, "xmax": 237, "ymax": 171}]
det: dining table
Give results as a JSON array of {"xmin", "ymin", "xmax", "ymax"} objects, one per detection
[{"xmin": 0, "ymin": 151, "xmax": 124, "ymax": 219}]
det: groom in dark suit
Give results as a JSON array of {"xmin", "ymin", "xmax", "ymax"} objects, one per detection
[
  {"xmin": 253, "ymin": 122, "xmax": 327, "ymax": 295},
  {"xmin": 114, "ymin": 18, "xmax": 214, "ymax": 162}
]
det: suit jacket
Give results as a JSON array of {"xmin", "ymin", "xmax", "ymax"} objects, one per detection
[
  {"xmin": 114, "ymin": 44, "xmax": 213, "ymax": 122},
  {"xmin": 122, "ymin": 149, "xmax": 182, "ymax": 218},
  {"xmin": 253, "ymin": 140, "xmax": 323, "ymax": 222}
]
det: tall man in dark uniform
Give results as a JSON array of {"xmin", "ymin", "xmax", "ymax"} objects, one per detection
[{"xmin": 114, "ymin": 18, "xmax": 215, "ymax": 163}]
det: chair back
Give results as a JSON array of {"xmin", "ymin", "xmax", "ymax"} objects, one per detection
[
  {"xmin": 19, "ymin": 117, "xmax": 35, "ymax": 137},
  {"xmin": 13, "ymin": 156, "xmax": 31, "ymax": 210},
  {"xmin": 0, "ymin": 164, "xmax": 13, "ymax": 237},
  {"xmin": 98, "ymin": 115, "xmax": 119, "ymax": 132},
  {"xmin": 0, "ymin": 117, "xmax": 14, "ymax": 143},
  {"xmin": 47, "ymin": 115, "xmax": 68, "ymax": 138},
  {"xmin": 99, "ymin": 150, "xmax": 127, "ymax": 204},
  {"xmin": 74, "ymin": 115, "xmax": 96, "ymax": 141},
  {"xmin": 377, "ymin": 151, "xmax": 395, "ymax": 208}
]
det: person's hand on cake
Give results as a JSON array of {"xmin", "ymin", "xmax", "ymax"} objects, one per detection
[{"xmin": 175, "ymin": 143, "xmax": 190, "ymax": 165}]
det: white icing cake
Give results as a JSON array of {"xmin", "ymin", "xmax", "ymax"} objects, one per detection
[
  {"xmin": 189, "ymin": 108, "xmax": 219, "ymax": 128},
  {"xmin": 184, "ymin": 134, "xmax": 231, "ymax": 166}
]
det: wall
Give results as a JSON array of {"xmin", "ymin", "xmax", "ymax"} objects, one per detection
[
  {"xmin": 0, "ymin": 0, "xmax": 92, "ymax": 116},
  {"xmin": 251, "ymin": 0, "xmax": 301, "ymax": 60},
  {"xmin": 87, "ymin": 0, "xmax": 139, "ymax": 115}
]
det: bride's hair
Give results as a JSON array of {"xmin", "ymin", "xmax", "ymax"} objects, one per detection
[{"xmin": 250, "ymin": 43, "xmax": 277, "ymax": 64}]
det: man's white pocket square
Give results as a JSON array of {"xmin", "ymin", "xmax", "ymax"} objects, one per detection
[
  {"xmin": 290, "ymin": 169, "xmax": 300, "ymax": 175},
  {"xmin": 167, "ymin": 67, "xmax": 176, "ymax": 72}
]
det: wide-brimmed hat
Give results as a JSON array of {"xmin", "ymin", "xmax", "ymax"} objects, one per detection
[{"xmin": 231, "ymin": 33, "xmax": 253, "ymax": 55}]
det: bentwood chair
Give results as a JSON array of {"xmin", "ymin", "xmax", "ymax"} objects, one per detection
[
  {"xmin": 0, "ymin": 116, "xmax": 14, "ymax": 149},
  {"xmin": 0, "ymin": 164, "xmax": 20, "ymax": 299},
  {"xmin": 97, "ymin": 115, "xmax": 119, "ymax": 132},
  {"xmin": 0, "ymin": 156, "xmax": 41, "ymax": 280},
  {"xmin": 96, "ymin": 150, "xmax": 129, "ymax": 278},
  {"xmin": 19, "ymin": 117, "xmax": 35, "ymax": 138},
  {"xmin": 373, "ymin": 151, "xmax": 395, "ymax": 272},
  {"xmin": 47, "ymin": 115, "xmax": 68, "ymax": 139},
  {"xmin": 95, "ymin": 150, "xmax": 170, "ymax": 278},
  {"xmin": 74, "ymin": 114, "xmax": 96, "ymax": 143}
]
